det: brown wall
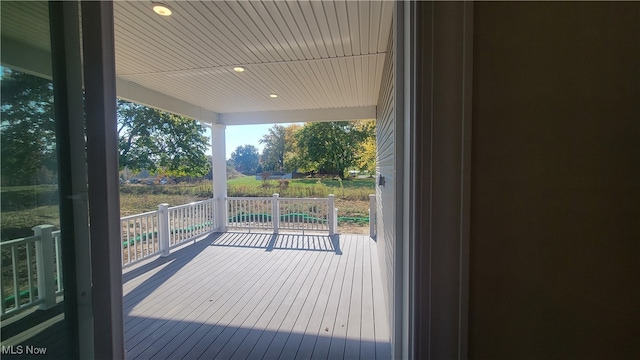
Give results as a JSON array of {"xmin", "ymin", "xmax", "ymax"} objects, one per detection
[{"xmin": 469, "ymin": 2, "xmax": 639, "ymax": 359}]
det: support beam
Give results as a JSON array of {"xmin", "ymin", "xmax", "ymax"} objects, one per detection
[
  {"xmin": 116, "ymin": 78, "xmax": 219, "ymax": 123},
  {"xmin": 211, "ymin": 124, "xmax": 227, "ymax": 231},
  {"xmin": 218, "ymin": 106, "xmax": 376, "ymax": 126}
]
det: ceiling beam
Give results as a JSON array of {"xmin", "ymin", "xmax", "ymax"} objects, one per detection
[
  {"xmin": 115, "ymin": 78, "xmax": 219, "ymax": 123},
  {"xmin": 219, "ymin": 106, "xmax": 376, "ymax": 126}
]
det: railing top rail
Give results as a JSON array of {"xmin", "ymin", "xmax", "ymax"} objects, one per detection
[
  {"xmin": 226, "ymin": 197, "xmax": 274, "ymax": 201},
  {"xmin": 168, "ymin": 198, "xmax": 215, "ymax": 211},
  {"xmin": 277, "ymin": 197, "xmax": 330, "ymax": 202},
  {"xmin": 0, "ymin": 235, "xmax": 40, "ymax": 247},
  {"xmin": 121, "ymin": 210, "xmax": 158, "ymax": 221}
]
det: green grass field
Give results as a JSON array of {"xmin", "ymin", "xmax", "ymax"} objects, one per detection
[{"xmin": 228, "ymin": 176, "xmax": 374, "ymax": 200}]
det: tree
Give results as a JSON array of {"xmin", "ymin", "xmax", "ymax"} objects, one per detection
[
  {"xmin": 259, "ymin": 125, "xmax": 286, "ymax": 172},
  {"xmin": 1, "ymin": 69, "xmax": 57, "ymax": 185},
  {"xmin": 354, "ymin": 120, "xmax": 376, "ymax": 174},
  {"xmin": 229, "ymin": 145, "xmax": 260, "ymax": 175},
  {"xmin": 294, "ymin": 121, "xmax": 367, "ymax": 179},
  {"xmin": 117, "ymin": 99, "xmax": 210, "ymax": 177}
]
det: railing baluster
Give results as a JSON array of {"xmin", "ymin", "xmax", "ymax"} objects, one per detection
[
  {"xmin": 12, "ymin": 247, "xmax": 19, "ymax": 309},
  {"xmin": 145, "ymin": 215, "xmax": 149, "ymax": 257},
  {"xmin": 136, "ymin": 219, "xmax": 141, "ymax": 261},
  {"xmin": 54, "ymin": 234, "xmax": 62, "ymax": 293},
  {"xmin": 127, "ymin": 219, "xmax": 132, "ymax": 264},
  {"xmin": 26, "ymin": 243, "xmax": 33, "ymax": 303}
]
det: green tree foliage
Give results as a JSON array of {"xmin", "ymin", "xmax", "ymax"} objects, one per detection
[
  {"xmin": 229, "ymin": 145, "xmax": 260, "ymax": 175},
  {"xmin": 354, "ymin": 120, "xmax": 376, "ymax": 174},
  {"xmin": 117, "ymin": 99, "xmax": 210, "ymax": 177},
  {"xmin": 293, "ymin": 121, "xmax": 368, "ymax": 179},
  {"xmin": 1, "ymin": 69, "xmax": 211, "ymax": 184},
  {"xmin": 1, "ymin": 69, "xmax": 57, "ymax": 185},
  {"xmin": 259, "ymin": 125, "xmax": 286, "ymax": 172}
]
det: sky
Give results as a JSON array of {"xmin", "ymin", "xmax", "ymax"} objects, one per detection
[{"xmin": 204, "ymin": 123, "xmax": 301, "ymax": 160}]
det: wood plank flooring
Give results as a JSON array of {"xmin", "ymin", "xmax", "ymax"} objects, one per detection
[{"xmin": 123, "ymin": 232, "xmax": 391, "ymax": 360}]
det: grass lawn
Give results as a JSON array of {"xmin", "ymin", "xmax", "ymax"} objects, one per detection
[{"xmin": 228, "ymin": 176, "xmax": 375, "ymax": 201}]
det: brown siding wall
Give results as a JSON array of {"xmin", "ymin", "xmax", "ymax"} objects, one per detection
[{"xmin": 469, "ymin": 2, "xmax": 639, "ymax": 358}]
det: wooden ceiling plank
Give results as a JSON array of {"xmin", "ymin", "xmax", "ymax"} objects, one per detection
[
  {"xmin": 321, "ymin": 1, "xmax": 344, "ymax": 58},
  {"xmin": 334, "ymin": 0, "xmax": 352, "ymax": 57},
  {"xmin": 189, "ymin": 1, "xmax": 262, "ymax": 65},
  {"xmin": 359, "ymin": 1, "xmax": 371, "ymax": 55},
  {"xmin": 352, "ymin": 55, "xmax": 363, "ymax": 106},
  {"xmin": 284, "ymin": 0, "xmax": 322, "ymax": 59},
  {"xmin": 273, "ymin": 1, "xmax": 314, "ymax": 60},
  {"xmin": 368, "ymin": 0, "xmax": 382, "ymax": 53},
  {"xmin": 260, "ymin": 0, "xmax": 307, "ymax": 61},
  {"xmin": 337, "ymin": 57, "xmax": 354, "ymax": 106},
  {"xmin": 285, "ymin": 61, "xmax": 325, "ymax": 108},
  {"xmin": 378, "ymin": 1, "xmax": 394, "ymax": 53},
  {"xmin": 347, "ymin": 1, "xmax": 361, "ymax": 56},
  {"xmin": 124, "ymin": 2, "xmax": 217, "ymax": 69},
  {"xmin": 309, "ymin": 0, "xmax": 336, "ymax": 59},
  {"xmin": 115, "ymin": 3, "xmax": 215, "ymax": 72},
  {"xmin": 173, "ymin": 2, "xmax": 246, "ymax": 66},
  {"xmin": 324, "ymin": 60, "xmax": 348, "ymax": 107},
  {"xmin": 305, "ymin": 60, "xmax": 334, "ymax": 107},
  {"xmin": 208, "ymin": 1, "xmax": 278, "ymax": 64},
  {"xmin": 226, "ymin": 0, "xmax": 285, "ymax": 63},
  {"xmin": 114, "ymin": 10, "xmax": 185, "ymax": 73},
  {"xmin": 298, "ymin": 0, "xmax": 329, "ymax": 59},
  {"xmin": 244, "ymin": 1, "xmax": 297, "ymax": 61}
]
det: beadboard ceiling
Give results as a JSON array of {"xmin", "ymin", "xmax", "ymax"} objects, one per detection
[{"xmin": 1, "ymin": 1, "xmax": 392, "ymax": 119}]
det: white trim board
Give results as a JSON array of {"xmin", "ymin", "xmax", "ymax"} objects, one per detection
[{"xmin": 219, "ymin": 106, "xmax": 376, "ymax": 125}]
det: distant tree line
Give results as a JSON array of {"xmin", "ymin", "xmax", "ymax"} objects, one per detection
[{"xmin": 228, "ymin": 121, "xmax": 375, "ymax": 180}]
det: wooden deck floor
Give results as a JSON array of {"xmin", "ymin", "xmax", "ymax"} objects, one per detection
[{"xmin": 123, "ymin": 232, "xmax": 391, "ymax": 360}]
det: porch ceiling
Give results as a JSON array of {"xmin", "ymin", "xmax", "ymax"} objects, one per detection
[{"xmin": 1, "ymin": 1, "xmax": 392, "ymax": 123}]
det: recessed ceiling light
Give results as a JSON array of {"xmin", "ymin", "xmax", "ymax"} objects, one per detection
[
  {"xmin": 233, "ymin": 67, "xmax": 245, "ymax": 73},
  {"xmin": 152, "ymin": 3, "xmax": 172, "ymax": 16},
  {"xmin": 270, "ymin": 93, "xmax": 278, "ymax": 98}
]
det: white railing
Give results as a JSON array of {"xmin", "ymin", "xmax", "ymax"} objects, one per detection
[
  {"xmin": 278, "ymin": 197, "xmax": 330, "ymax": 233},
  {"xmin": 121, "ymin": 210, "xmax": 160, "ymax": 266},
  {"xmin": 226, "ymin": 194, "xmax": 337, "ymax": 235},
  {"xmin": 167, "ymin": 199, "xmax": 215, "ymax": 248},
  {"xmin": 121, "ymin": 199, "xmax": 216, "ymax": 267},
  {"xmin": 1, "ymin": 225, "xmax": 59, "ymax": 318},
  {"xmin": 227, "ymin": 196, "xmax": 275, "ymax": 231}
]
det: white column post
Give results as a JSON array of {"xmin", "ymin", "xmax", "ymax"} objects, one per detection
[
  {"xmin": 33, "ymin": 225, "xmax": 56, "ymax": 310},
  {"xmin": 369, "ymin": 194, "xmax": 376, "ymax": 237},
  {"xmin": 272, "ymin": 193, "xmax": 280, "ymax": 233},
  {"xmin": 158, "ymin": 203, "xmax": 170, "ymax": 256},
  {"xmin": 328, "ymin": 194, "xmax": 335, "ymax": 235},
  {"xmin": 211, "ymin": 124, "xmax": 227, "ymax": 232}
]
